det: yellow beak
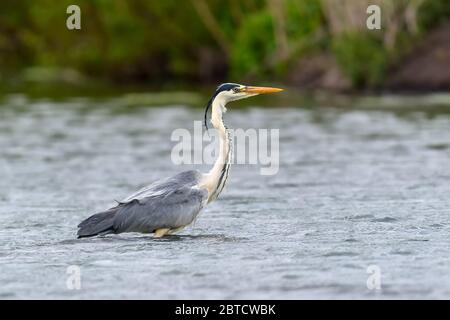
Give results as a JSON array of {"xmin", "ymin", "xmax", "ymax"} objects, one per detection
[{"xmin": 243, "ymin": 86, "xmax": 284, "ymax": 94}]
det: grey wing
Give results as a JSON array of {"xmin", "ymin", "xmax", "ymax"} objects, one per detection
[
  {"xmin": 112, "ymin": 186, "xmax": 208, "ymax": 234},
  {"xmin": 120, "ymin": 170, "xmax": 202, "ymax": 203}
]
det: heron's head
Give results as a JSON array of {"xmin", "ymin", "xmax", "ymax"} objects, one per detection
[
  {"xmin": 212, "ymin": 83, "xmax": 283, "ymax": 103},
  {"xmin": 204, "ymin": 83, "xmax": 283, "ymax": 129}
]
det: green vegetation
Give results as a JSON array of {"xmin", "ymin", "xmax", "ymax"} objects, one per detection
[
  {"xmin": 332, "ymin": 33, "xmax": 388, "ymax": 88},
  {"xmin": 0, "ymin": 0, "xmax": 449, "ymax": 91}
]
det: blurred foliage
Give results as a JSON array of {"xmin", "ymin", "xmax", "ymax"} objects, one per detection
[
  {"xmin": 332, "ymin": 33, "xmax": 388, "ymax": 88},
  {"xmin": 0, "ymin": 0, "xmax": 449, "ymax": 90},
  {"xmin": 231, "ymin": 10, "xmax": 275, "ymax": 78},
  {"xmin": 231, "ymin": 0, "xmax": 324, "ymax": 78},
  {"xmin": 418, "ymin": 0, "xmax": 450, "ymax": 30}
]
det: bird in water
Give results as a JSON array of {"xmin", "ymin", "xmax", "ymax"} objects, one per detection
[{"xmin": 77, "ymin": 83, "xmax": 283, "ymax": 238}]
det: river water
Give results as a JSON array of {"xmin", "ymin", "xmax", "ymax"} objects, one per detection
[{"xmin": 0, "ymin": 95, "xmax": 450, "ymax": 299}]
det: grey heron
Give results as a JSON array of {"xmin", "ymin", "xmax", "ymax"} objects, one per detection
[{"xmin": 77, "ymin": 83, "xmax": 283, "ymax": 238}]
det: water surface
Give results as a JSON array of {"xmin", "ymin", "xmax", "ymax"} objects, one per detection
[{"xmin": 1, "ymin": 96, "xmax": 450, "ymax": 299}]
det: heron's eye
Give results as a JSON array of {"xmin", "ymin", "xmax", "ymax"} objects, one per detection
[{"xmin": 232, "ymin": 87, "xmax": 240, "ymax": 94}]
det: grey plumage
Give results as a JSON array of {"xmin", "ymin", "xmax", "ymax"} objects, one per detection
[
  {"xmin": 77, "ymin": 208, "xmax": 117, "ymax": 237},
  {"xmin": 77, "ymin": 170, "xmax": 208, "ymax": 238},
  {"xmin": 76, "ymin": 83, "xmax": 283, "ymax": 238}
]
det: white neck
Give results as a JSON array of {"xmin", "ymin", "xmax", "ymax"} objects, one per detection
[{"xmin": 199, "ymin": 96, "xmax": 232, "ymax": 202}]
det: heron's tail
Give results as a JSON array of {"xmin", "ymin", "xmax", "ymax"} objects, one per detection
[{"xmin": 77, "ymin": 208, "xmax": 117, "ymax": 238}]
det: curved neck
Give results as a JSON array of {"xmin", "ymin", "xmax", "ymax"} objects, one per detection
[{"xmin": 200, "ymin": 97, "xmax": 232, "ymax": 202}]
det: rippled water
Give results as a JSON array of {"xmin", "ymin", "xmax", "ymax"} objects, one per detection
[{"xmin": 1, "ymin": 95, "xmax": 450, "ymax": 299}]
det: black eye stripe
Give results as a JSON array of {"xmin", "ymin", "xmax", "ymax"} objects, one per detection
[{"xmin": 216, "ymin": 83, "xmax": 240, "ymax": 94}]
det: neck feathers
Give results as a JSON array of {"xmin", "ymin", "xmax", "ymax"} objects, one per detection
[
  {"xmin": 199, "ymin": 97, "xmax": 232, "ymax": 202},
  {"xmin": 209, "ymin": 127, "xmax": 231, "ymax": 202}
]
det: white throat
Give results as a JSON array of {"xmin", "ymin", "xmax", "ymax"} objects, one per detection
[{"xmin": 199, "ymin": 95, "xmax": 232, "ymax": 202}]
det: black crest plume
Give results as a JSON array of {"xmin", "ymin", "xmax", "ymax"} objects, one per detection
[{"xmin": 203, "ymin": 83, "xmax": 240, "ymax": 132}]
